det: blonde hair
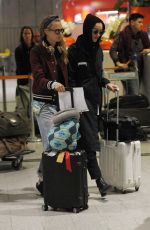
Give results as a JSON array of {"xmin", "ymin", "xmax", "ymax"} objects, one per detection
[
  {"xmin": 58, "ymin": 37, "xmax": 68, "ymax": 65},
  {"xmin": 40, "ymin": 15, "xmax": 68, "ymax": 64}
]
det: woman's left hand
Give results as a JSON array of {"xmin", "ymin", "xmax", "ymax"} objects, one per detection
[
  {"xmin": 141, "ymin": 48, "xmax": 150, "ymax": 54},
  {"xmin": 106, "ymin": 83, "xmax": 119, "ymax": 92}
]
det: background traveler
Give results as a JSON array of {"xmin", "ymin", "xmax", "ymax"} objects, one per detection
[
  {"xmin": 15, "ymin": 26, "xmax": 35, "ymax": 86},
  {"xmin": 33, "ymin": 31, "xmax": 41, "ymax": 45},
  {"xmin": 109, "ymin": 13, "xmax": 150, "ymax": 95},
  {"xmin": 15, "ymin": 26, "xmax": 35, "ymax": 115}
]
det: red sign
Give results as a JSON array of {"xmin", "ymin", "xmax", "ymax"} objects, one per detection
[{"xmin": 62, "ymin": 0, "xmax": 116, "ymax": 21}]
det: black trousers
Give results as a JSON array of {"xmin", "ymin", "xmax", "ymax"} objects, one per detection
[{"xmin": 86, "ymin": 151, "xmax": 102, "ymax": 180}]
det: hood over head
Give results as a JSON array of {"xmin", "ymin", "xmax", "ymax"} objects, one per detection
[{"xmin": 83, "ymin": 14, "xmax": 105, "ymax": 46}]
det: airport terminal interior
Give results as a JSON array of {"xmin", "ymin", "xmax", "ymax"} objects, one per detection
[
  {"xmin": 0, "ymin": 79, "xmax": 150, "ymax": 230},
  {"xmin": 1, "ymin": 0, "xmax": 150, "ymax": 229}
]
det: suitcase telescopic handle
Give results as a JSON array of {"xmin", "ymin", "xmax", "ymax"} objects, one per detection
[
  {"xmin": 106, "ymin": 88, "xmax": 119, "ymax": 144},
  {"xmin": 65, "ymin": 87, "xmax": 74, "ymax": 108}
]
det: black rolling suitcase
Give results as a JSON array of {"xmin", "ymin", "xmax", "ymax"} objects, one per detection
[
  {"xmin": 106, "ymin": 93, "xmax": 150, "ymax": 127},
  {"xmin": 116, "ymin": 107, "xmax": 150, "ymax": 127},
  {"xmin": 107, "ymin": 94, "xmax": 149, "ymax": 109},
  {"xmin": 42, "ymin": 150, "xmax": 88, "ymax": 213},
  {"xmin": 42, "ymin": 88, "xmax": 88, "ymax": 213}
]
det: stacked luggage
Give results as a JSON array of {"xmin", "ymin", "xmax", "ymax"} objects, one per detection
[
  {"xmin": 108, "ymin": 94, "xmax": 150, "ymax": 131},
  {"xmin": 42, "ymin": 88, "xmax": 88, "ymax": 213},
  {"xmin": 0, "ymin": 109, "xmax": 33, "ymax": 170},
  {"xmin": 0, "ymin": 66, "xmax": 34, "ymax": 170},
  {"xmin": 99, "ymin": 90, "xmax": 141, "ymax": 193}
]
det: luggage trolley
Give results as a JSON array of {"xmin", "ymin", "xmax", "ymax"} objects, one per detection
[
  {"xmin": 1, "ymin": 149, "xmax": 35, "ymax": 170},
  {"xmin": 103, "ymin": 66, "xmax": 150, "ymax": 135},
  {"xmin": 102, "ymin": 67, "xmax": 138, "ymax": 107},
  {"xmin": 0, "ymin": 66, "xmax": 35, "ymax": 170},
  {"xmin": 103, "ymin": 69, "xmax": 137, "ymax": 81}
]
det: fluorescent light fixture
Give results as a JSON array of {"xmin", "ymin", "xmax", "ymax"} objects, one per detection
[
  {"xmin": 96, "ymin": 10, "xmax": 118, "ymax": 15},
  {"xmin": 74, "ymin": 13, "xmax": 82, "ymax": 23}
]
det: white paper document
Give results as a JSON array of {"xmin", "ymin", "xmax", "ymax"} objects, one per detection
[{"xmin": 58, "ymin": 87, "xmax": 89, "ymax": 112}]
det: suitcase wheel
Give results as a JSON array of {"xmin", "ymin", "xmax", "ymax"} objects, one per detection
[
  {"xmin": 135, "ymin": 186, "xmax": 139, "ymax": 191},
  {"xmin": 84, "ymin": 204, "xmax": 89, "ymax": 210},
  {"xmin": 73, "ymin": 208, "xmax": 80, "ymax": 213},
  {"xmin": 42, "ymin": 204, "xmax": 48, "ymax": 211},
  {"xmin": 114, "ymin": 187, "xmax": 118, "ymax": 192},
  {"xmin": 52, "ymin": 207, "xmax": 58, "ymax": 211},
  {"xmin": 12, "ymin": 156, "xmax": 23, "ymax": 170},
  {"xmin": 122, "ymin": 190, "xmax": 127, "ymax": 194}
]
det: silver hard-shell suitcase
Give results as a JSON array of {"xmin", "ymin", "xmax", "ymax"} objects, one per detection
[{"xmin": 99, "ymin": 90, "xmax": 141, "ymax": 193}]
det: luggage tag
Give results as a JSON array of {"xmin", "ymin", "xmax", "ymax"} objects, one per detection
[
  {"xmin": 56, "ymin": 151, "xmax": 65, "ymax": 163},
  {"xmin": 65, "ymin": 151, "xmax": 72, "ymax": 172},
  {"xmin": 56, "ymin": 151, "xmax": 72, "ymax": 172}
]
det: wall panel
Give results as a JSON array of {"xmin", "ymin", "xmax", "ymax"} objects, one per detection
[
  {"xmin": 1, "ymin": 0, "xmax": 20, "ymax": 26},
  {"xmin": 0, "ymin": 0, "xmax": 60, "ymax": 52},
  {"xmin": 19, "ymin": 0, "xmax": 36, "ymax": 26}
]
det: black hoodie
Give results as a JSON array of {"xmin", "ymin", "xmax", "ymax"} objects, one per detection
[
  {"xmin": 82, "ymin": 13, "xmax": 105, "ymax": 53},
  {"xmin": 68, "ymin": 14, "xmax": 109, "ymax": 151}
]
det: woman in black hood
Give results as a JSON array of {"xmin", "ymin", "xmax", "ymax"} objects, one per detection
[
  {"xmin": 68, "ymin": 14, "xmax": 118, "ymax": 197},
  {"xmin": 83, "ymin": 13, "xmax": 105, "ymax": 53}
]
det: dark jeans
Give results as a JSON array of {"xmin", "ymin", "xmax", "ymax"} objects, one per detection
[
  {"xmin": 86, "ymin": 151, "xmax": 102, "ymax": 180},
  {"xmin": 122, "ymin": 79, "xmax": 139, "ymax": 95}
]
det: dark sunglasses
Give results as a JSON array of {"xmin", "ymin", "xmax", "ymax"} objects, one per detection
[
  {"xmin": 92, "ymin": 29, "xmax": 104, "ymax": 35},
  {"xmin": 47, "ymin": 28, "xmax": 64, "ymax": 34}
]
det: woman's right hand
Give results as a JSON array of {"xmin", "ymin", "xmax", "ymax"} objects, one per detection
[
  {"xmin": 53, "ymin": 82, "xmax": 65, "ymax": 92},
  {"xmin": 116, "ymin": 61, "xmax": 128, "ymax": 69},
  {"xmin": 141, "ymin": 48, "xmax": 150, "ymax": 55}
]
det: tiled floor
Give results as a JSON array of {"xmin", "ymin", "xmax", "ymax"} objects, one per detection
[
  {"xmin": 0, "ymin": 139, "xmax": 150, "ymax": 230},
  {"xmin": 1, "ymin": 80, "xmax": 150, "ymax": 230}
]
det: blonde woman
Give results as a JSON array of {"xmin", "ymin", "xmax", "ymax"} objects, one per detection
[{"xmin": 30, "ymin": 15, "xmax": 68, "ymax": 195}]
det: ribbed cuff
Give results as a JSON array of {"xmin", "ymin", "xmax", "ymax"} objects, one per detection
[
  {"xmin": 47, "ymin": 80, "xmax": 60, "ymax": 90},
  {"xmin": 51, "ymin": 81, "xmax": 58, "ymax": 89},
  {"xmin": 47, "ymin": 81, "xmax": 53, "ymax": 90}
]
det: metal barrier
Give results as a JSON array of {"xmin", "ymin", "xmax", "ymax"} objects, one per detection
[
  {"xmin": 103, "ymin": 67, "xmax": 138, "ymax": 81},
  {"xmin": 0, "ymin": 65, "xmax": 7, "ymax": 111}
]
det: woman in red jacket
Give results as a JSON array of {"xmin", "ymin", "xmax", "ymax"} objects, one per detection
[{"xmin": 30, "ymin": 15, "xmax": 68, "ymax": 195}]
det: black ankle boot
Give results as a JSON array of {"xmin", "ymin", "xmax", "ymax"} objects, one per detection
[
  {"xmin": 96, "ymin": 177, "xmax": 110, "ymax": 197},
  {"xmin": 36, "ymin": 181, "xmax": 43, "ymax": 196}
]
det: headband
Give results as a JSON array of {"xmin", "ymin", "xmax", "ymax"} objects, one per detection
[{"xmin": 43, "ymin": 15, "xmax": 59, "ymax": 29}]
